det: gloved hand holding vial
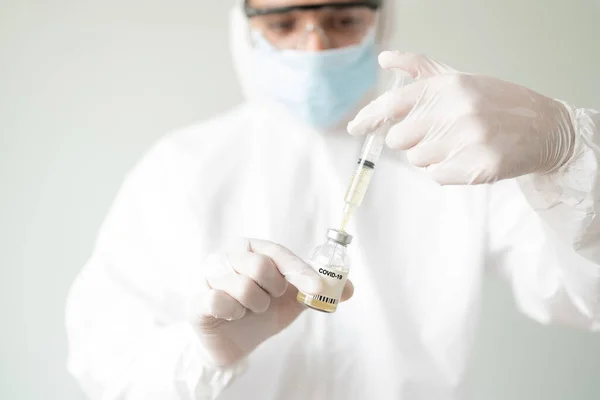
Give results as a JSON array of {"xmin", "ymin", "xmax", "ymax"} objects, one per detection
[{"xmin": 189, "ymin": 238, "xmax": 355, "ymax": 366}]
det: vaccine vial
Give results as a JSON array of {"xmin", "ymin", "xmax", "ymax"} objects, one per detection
[{"xmin": 297, "ymin": 229, "xmax": 353, "ymax": 313}]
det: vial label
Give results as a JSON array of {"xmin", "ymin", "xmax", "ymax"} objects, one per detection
[{"xmin": 308, "ymin": 262, "xmax": 349, "ymax": 303}]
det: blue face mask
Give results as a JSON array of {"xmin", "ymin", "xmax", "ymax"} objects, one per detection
[{"xmin": 250, "ymin": 31, "xmax": 379, "ymax": 130}]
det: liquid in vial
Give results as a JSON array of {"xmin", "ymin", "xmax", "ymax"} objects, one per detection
[
  {"xmin": 297, "ymin": 263, "xmax": 350, "ymax": 313},
  {"xmin": 297, "ymin": 229, "xmax": 352, "ymax": 313}
]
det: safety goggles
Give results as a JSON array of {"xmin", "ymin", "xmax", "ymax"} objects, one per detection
[{"xmin": 244, "ymin": 1, "xmax": 382, "ymax": 50}]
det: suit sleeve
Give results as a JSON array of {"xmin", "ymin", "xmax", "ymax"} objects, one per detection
[
  {"xmin": 487, "ymin": 106, "xmax": 600, "ymax": 331},
  {"xmin": 65, "ymin": 138, "xmax": 246, "ymax": 400}
]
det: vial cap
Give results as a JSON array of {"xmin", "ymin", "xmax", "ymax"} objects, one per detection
[{"xmin": 327, "ymin": 229, "xmax": 353, "ymax": 246}]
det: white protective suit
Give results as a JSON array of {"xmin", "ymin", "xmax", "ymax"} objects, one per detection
[{"xmin": 65, "ymin": 1, "xmax": 600, "ymax": 399}]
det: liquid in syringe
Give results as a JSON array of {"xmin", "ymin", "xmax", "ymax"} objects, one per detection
[
  {"xmin": 338, "ymin": 72, "xmax": 411, "ymax": 232},
  {"xmin": 339, "ymin": 127, "xmax": 387, "ymax": 231}
]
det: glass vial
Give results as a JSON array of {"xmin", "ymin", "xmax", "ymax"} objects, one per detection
[{"xmin": 297, "ymin": 229, "xmax": 353, "ymax": 313}]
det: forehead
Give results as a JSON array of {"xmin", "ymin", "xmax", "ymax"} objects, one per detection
[{"xmin": 247, "ymin": 0, "xmax": 356, "ymax": 8}]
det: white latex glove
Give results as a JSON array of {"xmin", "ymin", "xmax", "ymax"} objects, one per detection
[
  {"xmin": 347, "ymin": 52, "xmax": 578, "ymax": 185},
  {"xmin": 187, "ymin": 238, "xmax": 354, "ymax": 367}
]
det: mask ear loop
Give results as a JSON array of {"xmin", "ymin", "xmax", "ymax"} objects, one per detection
[{"xmin": 372, "ymin": 10, "xmax": 383, "ymax": 46}]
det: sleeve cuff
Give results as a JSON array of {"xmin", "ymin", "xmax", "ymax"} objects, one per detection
[{"xmin": 517, "ymin": 106, "xmax": 600, "ymax": 248}]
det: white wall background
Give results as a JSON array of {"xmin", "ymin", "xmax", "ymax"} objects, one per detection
[{"xmin": 1, "ymin": 1, "xmax": 598, "ymax": 399}]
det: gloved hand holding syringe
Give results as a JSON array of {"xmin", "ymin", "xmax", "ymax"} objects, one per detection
[{"xmin": 339, "ymin": 71, "xmax": 412, "ymax": 232}]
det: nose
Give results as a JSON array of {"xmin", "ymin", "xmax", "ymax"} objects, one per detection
[
  {"xmin": 304, "ymin": 32, "xmax": 329, "ymax": 51},
  {"xmin": 298, "ymin": 23, "xmax": 330, "ymax": 51}
]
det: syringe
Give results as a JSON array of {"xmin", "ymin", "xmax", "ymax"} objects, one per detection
[
  {"xmin": 338, "ymin": 72, "xmax": 411, "ymax": 232},
  {"xmin": 339, "ymin": 125, "xmax": 388, "ymax": 232}
]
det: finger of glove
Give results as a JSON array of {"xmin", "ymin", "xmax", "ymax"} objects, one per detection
[
  {"xmin": 204, "ymin": 253, "xmax": 236, "ymax": 282},
  {"xmin": 347, "ymin": 82, "xmax": 427, "ymax": 136},
  {"xmin": 394, "ymin": 114, "xmax": 467, "ymax": 166},
  {"xmin": 223, "ymin": 237, "xmax": 252, "ymax": 253},
  {"xmin": 378, "ymin": 51, "xmax": 456, "ymax": 79},
  {"xmin": 428, "ymin": 145, "xmax": 500, "ymax": 185},
  {"xmin": 347, "ymin": 76, "xmax": 439, "ymax": 137},
  {"xmin": 385, "ymin": 119, "xmax": 430, "ymax": 150},
  {"xmin": 227, "ymin": 251, "xmax": 288, "ymax": 298},
  {"xmin": 207, "ymin": 272, "xmax": 271, "ymax": 314},
  {"xmin": 340, "ymin": 279, "xmax": 355, "ymax": 302},
  {"xmin": 198, "ymin": 289, "xmax": 247, "ymax": 322},
  {"xmin": 406, "ymin": 141, "xmax": 449, "ymax": 168},
  {"xmin": 348, "ymin": 52, "xmax": 458, "ymax": 137},
  {"xmin": 247, "ymin": 239, "xmax": 323, "ymax": 295}
]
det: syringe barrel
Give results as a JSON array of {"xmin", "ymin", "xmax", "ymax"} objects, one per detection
[
  {"xmin": 339, "ymin": 74, "xmax": 412, "ymax": 231},
  {"xmin": 343, "ymin": 163, "xmax": 375, "ymax": 207},
  {"xmin": 358, "ymin": 125, "xmax": 387, "ymax": 166},
  {"xmin": 343, "ymin": 124, "xmax": 388, "ymax": 208}
]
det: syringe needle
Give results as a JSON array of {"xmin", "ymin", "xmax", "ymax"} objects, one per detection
[{"xmin": 339, "ymin": 203, "xmax": 356, "ymax": 232}]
